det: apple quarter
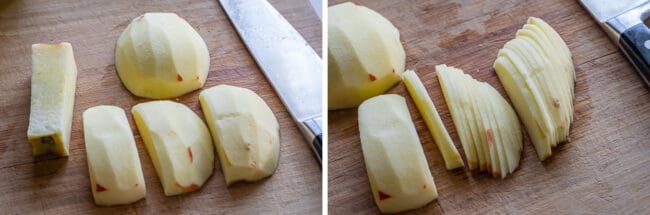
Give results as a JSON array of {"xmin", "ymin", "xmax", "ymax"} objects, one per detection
[
  {"xmin": 83, "ymin": 105, "xmax": 145, "ymax": 206},
  {"xmin": 358, "ymin": 94, "xmax": 438, "ymax": 213},
  {"xmin": 199, "ymin": 85, "xmax": 280, "ymax": 185},
  {"xmin": 132, "ymin": 101, "xmax": 214, "ymax": 196}
]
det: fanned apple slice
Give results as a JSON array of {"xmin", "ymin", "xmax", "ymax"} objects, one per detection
[
  {"xmin": 437, "ymin": 65, "xmax": 522, "ymax": 178},
  {"xmin": 358, "ymin": 94, "xmax": 437, "ymax": 213},
  {"xmin": 83, "ymin": 105, "xmax": 145, "ymax": 205},
  {"xmin": 402, "ymin": 70, "xmax": 464, "ymax": 170},
  {"xmin": 132, "ymin": 101, "xmax": 214, "ymax": 196},
  {"xmin": 199, "ymin": 85, "xmax": 280, "ymax": 185},
  {"xmin": 493, "ymin": 17, "xmax": 575, "ymax": 161}
]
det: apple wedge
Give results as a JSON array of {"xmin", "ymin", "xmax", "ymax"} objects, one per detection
[
  {"xmin": 83, "ymin": 105, "xmax": 145, "ymax": 206},
  {"xmin": 199, "ymin": 85, "xmax": 280, "ymax": 185},
  {"xmin": 27, "ymin": 42, "xmax": 77, "ymax": 157},
  {"xmin": 358, "ymin": 94, "xmax": 437, "ymax": 213},
  {"xmin": 437, "ymin": 65, "xmax": 523, "ymax": 178},
  {"xmin": 402, "ymin": 70, "xmax": 464, "ymax": 170},
  {"xmin": 493, "ymin": 17, "xmax": 574, "ymax": 161},
  {"xmin": 132, "ymin": 101, "xmax": 214, "ymax": 196},
  {"xmin": 328, "ymin": 2, "xmax": 405, "ymax": 109}
]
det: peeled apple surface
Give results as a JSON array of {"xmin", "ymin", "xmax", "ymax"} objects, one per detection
[
  {"xmin": 116, "ymin": 13, "xmax": 210, "ymax": 99},
  {"xmin": 328, "ymin": 2, "xmax": 406, "ymax": 110}
]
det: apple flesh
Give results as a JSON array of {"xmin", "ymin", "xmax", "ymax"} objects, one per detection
[
  {"xmin": 328, "ymin": 2, "xmax": 405, "ymax": 110},
  {"xmin": 115, "ymin": 13, "xmax": 210, "ymax": 99},
  {"xmin": 402, "ymin": 70, "xmax": 464, "ymax": 170},
  {"xmin": 131, "ymin": 101, "xmax": 214, "ymax": 196},
  {"xmin": 199, "ymin": 85, "xmax": 280, "ymax": 185},
  {"xmin": 83, "ymin": 105, "xmax": 146, "ymax": 206},
  {"xmin": 358, "ymin": 94, "xmax": 438, "ymax": 213},
  {"xmin": 27, "ymin": 42, "xmax": 77, "ymax": 157},
  {"xmin": 437, "ymin": 65, "xmax": 523, "ymax": 178},
  {"xmin": 493, "ymin": 17, "xmax": 574, "ymax": 161}
]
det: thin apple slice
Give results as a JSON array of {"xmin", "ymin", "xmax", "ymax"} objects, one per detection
[
  {"xmin": 437, "ymin": 65, "xmax": 522, "ymax": 178},
  {"xmin": 132, "ymin": 101, "xmax": 214, "ymax": 196},
  {"xmin": 493, "ymin": 17, "xmax": 574, "ymax": 161},
  {"xmin": 358, "ymin": 94, "xmax": 437, "ymax": 213},
  {"xmin": 402, "ymin": 70, "xmax": 464, "ymax": 170},
  {"xmin": 437, "ymin": 66, "xmax": 478, "ymax": 170},
  {"xmin": 199, "ymin": 85, "xmax": 280, "ymax": 185},
  {"xmin": 83, "ymin": 105, "xmax": 146, "ymax": 205}
]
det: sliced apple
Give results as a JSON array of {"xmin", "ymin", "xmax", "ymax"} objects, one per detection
[
  {"xmin": 493, "ymin": 17, "xmax": 574, "ymax": 161},
  {"xmin": 358, "ymin": 94, "xmax": 437, "ymax": 213},
  {"xmin": 437, "ymin": 65, "xmax": 522, "ymax": 178},
  {"xmin": 27, "ymin": 42, "xmax": 77, "ymax": 157},
  {"xmin": 83, "ymin": 105, "xmax": 145, "ymax": 206},
  {"xmin": 131, "ymin": 101, "xmax": 214, "ymax": 196},
  {"xmin": 115, "ymin": 13, "xmax": 210, "ymax": 99},
  {"xmin": 199, "ymin": 85, "xmax": 280, "ymax": 185},
  {"xmin": 401, "ymin": 70, "xmax": 464, "ymax": 170},
  {"xmin": 328, "ymin": 2, "xmax": 405, "ymax": 109}
]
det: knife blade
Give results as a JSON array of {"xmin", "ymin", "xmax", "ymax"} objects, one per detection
[
  {"xmin": 580, "ymin": 0, "xmax": 650, "ymax": 87},
  {"xmin": 219, "ymin": 0, "xmax": 323, "ymax": 163}
]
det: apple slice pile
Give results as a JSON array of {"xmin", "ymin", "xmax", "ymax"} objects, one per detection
[
  {"xmin": 493, "ymin": 17, "xmax": 575, "ymax": 161},
  {"xmin": 437, "ymin": 65, "xmax": 523, "ymax": 178}
]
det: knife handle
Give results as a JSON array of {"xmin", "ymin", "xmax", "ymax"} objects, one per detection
[
  {"xmin": 300, "ymin": 116, "xmax": 322, "ymax": 165},
  {"xmin": 619, "ymin": 23, "xmax": 650, "ymax": 87}
]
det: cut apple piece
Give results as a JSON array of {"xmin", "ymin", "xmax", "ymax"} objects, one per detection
[
  {"xmin": 328, "ymin": 2, "xmax": 406, "ymax": 109},
  {"xmin": 27, "ymin": 42, "xmax": 78, "ymax": 157},
  {"xmin": 402, "ymin": 70, "xmax": 464, "ymax": 170},
  {"xmin": 199, "ymin": 85, "xmax": 280, "ymax": 185},
  {"xmin": 132, "ymin": 101, "xmax": 214, "ymax": 196},
  {"xmin": 83, "ymin": 105, "xmax": 145, "ymax": 206},
  {"xmin": 493, "ymin": 17, "xmax": 575, "ymax": 161},
  {"xmin": 358, "ymin": 94, "xmax": 437, "ymax": 213},
  {"xmin": 115, "ymin": 13, "xmax": 210, "ymax": 99},
  {"xmin": 437, "ymin": 65, "xmax": 522, "ymax": 178}
]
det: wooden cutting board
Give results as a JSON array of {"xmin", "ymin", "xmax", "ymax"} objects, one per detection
[
  {"xmin": 0, "ymin": 0, "xmax": 321, "ymax": 213},
  {"xmin": 328, "ymin": 0, "xmax": 650, "ymax": 214}
]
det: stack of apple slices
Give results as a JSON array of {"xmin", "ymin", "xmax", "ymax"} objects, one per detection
[
  {"xmin": 437, "ymin": 65, "xmax": 523, "ymax": 178},
  {"xmin": 493, "ymin": 17, "xmax": 575, "ymax": 161}
]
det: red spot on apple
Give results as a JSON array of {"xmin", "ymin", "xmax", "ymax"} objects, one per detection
[
  {"xmin": 352, "ymin": 2, "xmax": 361, "ymax": 6},
  {"xmin": 368, "ymin": 73, "xmax": 377, "ymax": 81},
  {"xmin": 135, "ymin": 183, "xmax": 139, "ymax": 187},
  {"xmin": 422, "ymin": 184, "xmax": 427, "ymax": 189},
  {"xmin": 176, "ymin": 183, "xmax": 200, "ymax": 192},
  {"xmin": 96, "ymin": 184, "xmax": 107, "ymax": 192},
  {"xmin": 378, "ymin": 191, "xmax": 391, "ymax": 201},
  {"xmin": 486, "ymin": 128, "xmax": 494, "ymax": 148},
  {"xmin": 177, "ymin": 74, "xmax": 183, "ymax": 81},
  {"xmin": 188, "ymin": 147, "xmax": 193, "ymax": 163}
]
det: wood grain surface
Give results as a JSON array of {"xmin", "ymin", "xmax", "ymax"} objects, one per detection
[
  {"xmin": 0, "ymin": 0, "xmax": 322, "ymax": 214},
  {"xmin": 328, "ymin": 0, "xmax": 650, "ymax": 214}
]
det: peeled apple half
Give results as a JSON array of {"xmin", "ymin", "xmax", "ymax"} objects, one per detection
[
  {"xmin": 328, "ymin": 2, "xmax": 406, "ymax": 110},
  {"xmin": 358, "ymin": 94, "xmax": 437, "ymax": 213},
  {"xmin": 116, "ymin": 13, "xmax": 210, "ymax": 99},
  {"xmin": 199, "ymin": 85, "xmax": 280, "ymax": 185},
  {"xmin": 437, "ymin": 65, "xmax": 522, "ymax": 178},
  {"xmin": 132, "ymin": 101, "xmax": 214, "ymax": 196},
  {"xmin": 493, "ymin": 17, "xmax": 575, "ymax": 161}
]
